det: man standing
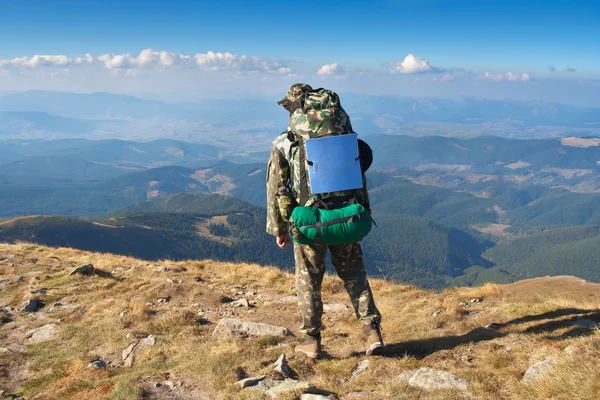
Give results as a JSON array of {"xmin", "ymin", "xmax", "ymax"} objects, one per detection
[{"xmin": 266, "ymin": 83, "xmax": 383, "ymax": 359}]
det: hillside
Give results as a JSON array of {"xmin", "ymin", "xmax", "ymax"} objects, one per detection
[
  {"xmin": 2, "ymin": 243, "xmax": 600, "ymax": 399},
  {"xmin": 0, "ymin": 193, "xmax": 495, "ymax": 290},
  {"xmin": 0, "ymin": 195, "xmax": 292, "ymax": 268}
]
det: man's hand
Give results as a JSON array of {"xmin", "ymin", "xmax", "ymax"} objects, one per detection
[{"xmin": 276, "ymin": 234, "xmax": 292, "ymax": 249}]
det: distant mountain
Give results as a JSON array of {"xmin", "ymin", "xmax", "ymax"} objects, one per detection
[
  {"xmin": 0, "ymin": 90, "xmax": 189, "ymax": 120},
  {"xmin": 455, "ymin": 225, "xmax": 600, "ymax": 286},
  {"xmin": 0, "ymin": 111, "xmax": 97, "ymax": 137}
]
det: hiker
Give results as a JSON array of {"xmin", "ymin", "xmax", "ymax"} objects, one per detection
[{"xmin": 266, "ymin": 83, "xmax": 383, "ymax": 359}]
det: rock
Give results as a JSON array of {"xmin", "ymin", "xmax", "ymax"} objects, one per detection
[
  {"xmin": 23, "ymin": 299, "xmax": 41, "ymax": 312},
  {"xmin": 26, "ymin": 324, "xmax": 58, "ymax": 343},
  {"xmin": 69, "ymin": 264, "xmax": 95, "ymax": 276},
  {"xmin": 158, "ymin": 297, "xmax": 170, "ymax": 304},
  {"xmin": 406, "ymin": 368, "xmax": 470, "ymax": 391},
  {"xmin": 88, "ymin": 360, "xmax": 107, "ymax": 369},
  {"xmin": 351, "ymin": 359, "xmax": 370, "ymax": 379},
  {"xmin": 158, "ymin": 380, "xmax": 182, "ymax": 389},
  {"xmin": 49, "ymin": 257, "xmax": 61, "ymax": 263},
  {"xmin": 392, "ymin": 370, "xmax": 416, "ymax": 384},
  {"xmin": 126, "ymin": 333, "xmax": 137, "ymax": 339},
  {"xmin": 522, "ymin": 357, "xmax": 555, "ymax": 384},
  {"xmin": 470, "ymin": 298, "xmax": 482, "ymax": 304},
  {"xmin": 273, "ymin": 354, "xmax": 292, "ymax": 377},
  {"xmin": 344, "ymin": 393, "xmax": 390, "ymax": 399},
  {"xmin": 572, "ymin": 318, "xmax": 600, "ymax": 329},
  {"xmin": 485, "ymin": 323, "xmax": 501, "ymax": 330},
  {"xmin": 301, "ymin": 395, "xmax": 334, "ymax": 400},
  {"xmin": 156, "ymin": 266, "xmax": 170, "ymax": 272},
  {"xmin": 231, "ymin": 298, "xmax": 250, "ymax": 308},
  {"xmin": 564, "ymin": 344, "xmax": 579, "ymax": 355},
  {"xmin": 122, "ymin": 335, "xmax": 156, "ymax": 367},
  {"xmin": 6, "ymin": 345, "xmax": 27, "ymax": 353},
  {"xmin": 263, "ymin": 379, "xmax": 314, "ymax": 398},
  {"xmin": 432, "ymin": 309, "xmax": 443, "ymax": 318},
  {"xmin": 119, "ymin": 308, "xmax": 130, "ymax": 318},
  {"xmin": 212, "ymin": 318, "xmax": 294, "ymax": 339},
  {"xmin": 236, "ymin": 375, "xmax": 266, "ymax": 388},
  {"xmin": 17, "ymin": 276, "xmax": 24, "ymax": 282},
  {"xmin": 265, "ymin": 295, "xmax": 298, "ymax": 305},
  {"xmin": 323, "ymin": 303, "xmax": 349, "ymax": 313},
  {"xmin": 0, "ymin": 254, "xmax": 15, "ymax": 261}
]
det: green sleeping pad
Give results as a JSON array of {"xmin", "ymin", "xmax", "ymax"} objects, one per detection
[{"xmin": 291, "ymin": 204, "xmax": 372, "ymax": 245}]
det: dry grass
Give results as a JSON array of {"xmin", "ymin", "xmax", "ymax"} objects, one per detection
[{"xmin": 2, "ymin": 242, "xmax": 600, "ymax": 399}]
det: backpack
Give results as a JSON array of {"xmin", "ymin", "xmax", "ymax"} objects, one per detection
[{"xmin": 283, "ymin": 88, "xmax": 374, "ymax": 245}]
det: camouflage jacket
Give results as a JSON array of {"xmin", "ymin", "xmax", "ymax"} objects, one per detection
[{"xmin": 266, "ymin": 87, "xmax": 369, "ymax": 237}]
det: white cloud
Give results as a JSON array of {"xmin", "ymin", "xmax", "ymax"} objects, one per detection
[
  {"xmin": 316, "ymin": 62, "xmax": 347, "ymax": 76},
  {"xmin": 440, "ymin": 73, "xmax": 455, "ymax": 82},
  {"xmin": 482, "ymin": 72, "xmax": 531, "ymax": 82},
  {"xmin": 0, "ymin": 54, "xmax": 71, "ymax": 68},
  {"xmin": 390, "ymin": 54, "xmax": 437, "ymax": 74},
  {"xmin": 1, "ymin": 49, "xmax": 291, "ymax": 74}
]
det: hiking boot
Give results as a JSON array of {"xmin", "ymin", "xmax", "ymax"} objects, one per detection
[
  {"xmin": 295, "ymin": 334, "xmax": 321, "ymax": 359},
  {"xmin": 364, "ymin": 322, "xmax": 384, "ymax": 356}
]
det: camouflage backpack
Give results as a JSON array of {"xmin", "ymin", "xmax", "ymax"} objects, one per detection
[{"xmin": 276, "ymin": 84, "xmax": 371, "ymax": 210}]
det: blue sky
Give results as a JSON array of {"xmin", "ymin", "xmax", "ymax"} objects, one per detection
[{"xmin": 0, "ymin": 0, "xmax": 598, "ymax": 104}]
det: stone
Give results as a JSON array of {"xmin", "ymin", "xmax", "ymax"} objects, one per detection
[
  {"xmin": 485, "ymin": 323, "xmax": 501, "ymax": 330},
  {"xmin": 564, "ymin": 344, "xmax": 579, "ymax": 355},
  {"xmin": 236, "ymin": 375, "xmax": 266, "ymax": 388},
  {"xmin": 392, "ymin": 370, "xmax": 417, "ymax": 384},
  {"xmin": 88, "ymin": 360, "xmax": 107, "ymax": 369},
  {"xmin": 522, "ymin": 357, "xmax": 555, "ymax": 384},
  {"xmin": 301, "ymin": 395, "xmax": 334, "ymax": 400},
  {"xmin": 122, "ymin": 335, "xmax": 156, "ymax": 367},
  {"xmin": 6, "ymin": 345, "xmax": 27, "ymax": 353},
  {"xmin": 119, "ymin": 308, "xmax": 130, "ymax": 318},
  {"xmin": 231, "ymin": 298, "xmax": 250, "ymax": 308},
  {"xmin": 344, "ymin": 393, "xmax": 390, "ymax": 399},
  {"xmin": 49, "ymin": 257, "xmax": 61, "ymax": 263},
  {"xmin": 323, "ymin": 303, "xmax": 349, "ymax": 313},
  {"xmin": 273, "ymin": 354, "xmax": 292, "ymax": 377},
  {"xmin": 69, "ymin": 264, "xmax": 95, "ymax": 276},
  {"xmin": 0, "ymin": 254, "xmax": 15, "ymax": 261},
  {"xmin": 156, "ymin": 266, "xmax": 170, "ymax": 272},
  {"xmin": 470, "ymin": 298, "xmax": 482, "ymax": 304},
  {"xmin": 212, "ymin": 318, "xmax": 294, "ymax": 339},
  {"xmin": 351, "ymin": 359, "xmax": 370, "ymax": 379},
  {"xmin": 126, "ymin": 333, "xmax": 137, "ymax": 339},
  {"xmin": 158, "ymin": 297, "xmax": 170, "ymax": 304},
  {"xmin": 265, "ymin": 295, "xmax": 298, "ymax": 305},
  {"xmin": 26, "ymin": 324, "xmax": 58, "ymax": 343},
  {"xmin": 407, "ymin": 368, "xmax": 470, "ymax": 391},
  {"xmin": 16, "ymin": 276, "xmax": 24, "ymax": 282},
  {"xmin": 264, "ymin": 379, "xmax": 314, "ymax": 398},
  {"xmin": 23, "ymin": 299, "xmax": 41, "ymax": 312},
  {"xmin": 432, "ymin": 309, "xmax": 443, "ymax": 318}
]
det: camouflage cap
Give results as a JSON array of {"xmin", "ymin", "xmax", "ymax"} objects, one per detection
[{"xmin": 277, "ymin": 83, "xmax": 313, "ymax": 113}]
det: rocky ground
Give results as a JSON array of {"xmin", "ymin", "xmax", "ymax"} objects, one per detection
[{"xmin": 1, "ymin": 243, "xmax": 600, "ymax": 399}]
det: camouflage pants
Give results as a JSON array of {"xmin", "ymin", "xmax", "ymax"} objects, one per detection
[{"xmin": 294, "ymin": 241, "xmax": 381, "ymax": 336}]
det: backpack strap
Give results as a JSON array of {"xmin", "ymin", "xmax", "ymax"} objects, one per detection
[{"xmin": 297, "ymin": 136, "xmax": 311, "ymax": 207}]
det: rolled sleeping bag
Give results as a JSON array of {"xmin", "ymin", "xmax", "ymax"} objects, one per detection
[{"xmin": 290, "ymin": 204, "xmax": 372, "ymax": 245}]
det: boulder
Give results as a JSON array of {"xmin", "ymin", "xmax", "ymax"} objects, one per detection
[
  {"xmin": 69, "ymin": 264, "xmax": 95, "ymax": 276},
  {"xmin": 26, "ymin": 324, "xmax": 58, "ymax": 343},
  {"xmin": 236, "ymin": 376, "xmax": 266, "ymax": 388},
  {"xmin": 122, "ymin": 335, "xmax": 156, "ymax": 367},
  {"xmin": 23, "ymin": 299, "xmax": 41, "ymax": 312},
  {"xmin": 212, "ymin": 318, "xmax": 294, "ymax": 339},
  {"xmin": 522, "ymin": 357, "xmax": 555, "ymax": 384},
  {"xmin": 351, "ymin": 360, "xmax": 370, "ymax": 379},
  {"xmin": 264, "ymin": 379, "xmax": 314, "ymax": 398},
  {"xmin": 88, "ymin": 360, "xmax": 107, "ymax": 369},
  {"xmin": 301, "ymin": 395, "xmax": 334, "ymax": 400},
  {"xmin": 273, "ymin": 354, "xmax": 293, "ymax": 377},
  {"xmin": 397, "ymin": 368, "xmax": 470, "ymax": 391}
]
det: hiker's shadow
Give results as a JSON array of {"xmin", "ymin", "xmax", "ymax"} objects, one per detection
[{"xmin": 377, "ymin": 308, "xmax": 600, "ymax": 359}]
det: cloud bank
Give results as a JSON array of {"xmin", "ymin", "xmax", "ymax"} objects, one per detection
[
  {"xmin": 390, "ymin": 54, "xmax": 438, "ymax": 74},
  {"xmin": 481, "ymin": 72, "xmax": 532, "ymax": 82}
]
